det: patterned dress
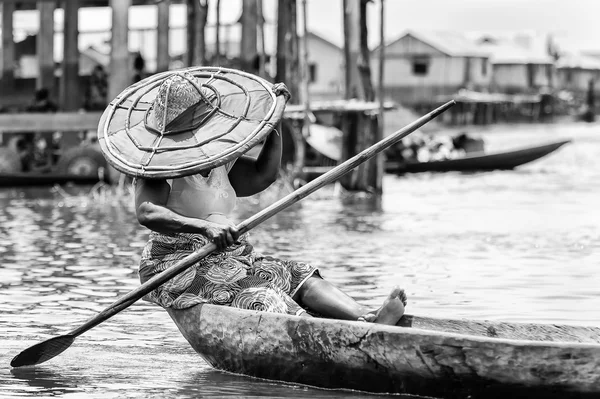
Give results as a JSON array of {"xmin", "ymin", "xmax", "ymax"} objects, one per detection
[{"xmin": 139, "ymin": 231, "xmax": 318, "ymax": 315}]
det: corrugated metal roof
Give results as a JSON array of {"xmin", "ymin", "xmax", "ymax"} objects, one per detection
[
  {"xmin": 407, "ymin": 31, "xmax": 490, "ymax": 57},
  {"xmin": 557, "ymin": 53, "xmax": 600, "ymax": 70},
  {"xmin": 380, "ymin": 30, "xmax": 490, "ymax": 57},
  {"xmin": 479, "ymin": 41, "xmax": 554, "ymax": 65}
]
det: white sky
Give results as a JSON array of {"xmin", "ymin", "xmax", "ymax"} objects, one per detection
[{"xmin": 6, "ymin": 0, "xmax": 600, "ymax": 57}]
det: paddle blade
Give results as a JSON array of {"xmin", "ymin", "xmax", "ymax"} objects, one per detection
[{"xmin": 10, "ymin": 335, "xmax": 75, "ymax": 367}]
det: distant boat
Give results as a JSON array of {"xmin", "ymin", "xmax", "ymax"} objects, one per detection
[{"xmin": 386, "ymin": 140, "xmax": 571, "ymax": 174}]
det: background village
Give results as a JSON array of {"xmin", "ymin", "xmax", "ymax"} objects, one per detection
[{"xmin": 0, "ymin": 0, "xmax": 598, "ymax": 192}]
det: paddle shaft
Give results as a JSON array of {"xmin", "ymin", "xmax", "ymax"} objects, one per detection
[{"xmin": 68, "ymin": 100, "xmax": 455, "ymax": 338}]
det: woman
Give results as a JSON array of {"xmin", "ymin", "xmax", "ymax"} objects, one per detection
[
  {"xmin": 120, "ymin": 70, "xmax": 406, "ymax": 324},
  {"xmin": 135, "ymin": 129, "xmax": 407, "ymax": 325}
]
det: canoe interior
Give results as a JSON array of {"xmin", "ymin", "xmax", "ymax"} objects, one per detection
[{"xmin": 398, "ymin": 314, "xmax": 600, "ymax": 344}]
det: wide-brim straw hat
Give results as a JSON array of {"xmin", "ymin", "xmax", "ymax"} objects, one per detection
[{"xmin": 97, "ymin": 66, "xmax": 290, "ymax": 179}]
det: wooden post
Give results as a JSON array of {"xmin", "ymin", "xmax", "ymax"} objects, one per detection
[
  {"xmin": 37, "ymin": 1, "xmax": 55, "ymax": 94},
  {"xmin": 1, "ymin": 1, "xmax": 16, "ymax": 95},
  {"xmin": 108, "ymin": 0, "xmax": 130, "ymax": 102},
  {"xmin": 257, "ymin": 0, "xmax": 266, "ymax": 77},
  {"xmin": 215, "ymin": 0, "xmax": 221, "ymax": 65},
  {"xmin": 276, "ymin": 0, "xmax": 299, "ymax": 100},
  {"xmin": 185, "ymin": 0, "xmax": 195, "ymax": 66},
  {"xmin": 240, "ymin": 0, "xmax": 259, "ymax": 74},
  {"xmin": 193, "ymin": 0, "xmax": 208, "ymax": 66},
  {"xmin": 298, "ymin": 0, "xmax": 309, "ymax": 109},
  {"xmin": 156, "ymin": 0, "xmax": 170, "ymax": 73},
  {"xmin": 340, "ymin": 0, "xmax": 378, "ymax": 192},
  {"xmin": 275, "ymin": 0, "xmax": 303, "ymax": 178},
  {"xmin": 343, "ymin": 0, "xmax": 361, "ymax": 100},
  {"xmin": 374, "ymin": 0, "xmax": 385, "ymax": 194},
  {"xmin": 60, "ymin": 0, "xmax": 80, "ymax": 111},
  {"xmin": 185, "ymin": 0, "xmax": 207, "ymax": 67}
]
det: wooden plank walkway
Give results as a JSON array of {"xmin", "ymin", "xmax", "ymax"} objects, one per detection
[{"xmin": 0, "ymin": 112, "xmax": 103, "ymax": 133}]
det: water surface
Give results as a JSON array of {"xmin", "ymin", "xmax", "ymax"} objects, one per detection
[{"xmin": 1, "ymin": 121, "xmax": 599, "ymax": 398}]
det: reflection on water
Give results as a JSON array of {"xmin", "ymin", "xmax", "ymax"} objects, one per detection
[{"xmin": 1, "ymin": 122, "xmax": 600, "ymax": 398}]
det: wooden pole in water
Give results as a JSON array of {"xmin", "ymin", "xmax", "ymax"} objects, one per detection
[
  {"xmin": 156, "ymin": 0, "xmax": 171, "ymax": 73},
  {"xmin": 215, "ymin": 0, "xmax": 221, "ymax": 66},
  {"xmin": 343, "ymin": 0, "xmax": 360, "ymax": 100},
  {"xmin": 192, "ymin": 0, "xmax": 208, "ymax": 66},
  {"xmin": 60, "ymin": 0, "xmax": 80, "ymax": 111},
  {"xmin": 0, "ymin": 1, "xmax": 16, "ymax": 95},
  {"xmin": 275, "ymin": 0, "xmax": 299, "ymax": 99},
  {"xmin": 275, "ymin": 0, "xmax": 303, "ymax": 179},
  {"xmin": 108, "ymin": 0, "xmax": 131, "ymax": 102},
  {"xmin": 185, "ymin": 0, "xmax": 196, "ymax": 66},
  {"xmin": 298, "ymin": 0, "xmax": 311, "ymax": 133},
  {"xmin": 257, "ymin": 0, "xmax": 266, "ymax": 77},
  {"xmin": 341, "ymin": 0, "xmax": 378, "ymax": 192},
  {"xmin": 374, "ymin": 0, "xmax": 386, "ymax": 194},
  {"xmin": 37, "ymin": 1, "xmax": 55, "ymax": 95},
  {"xmin": 240, "ymin": 0, "xmax": 259, "ymax": 73}
]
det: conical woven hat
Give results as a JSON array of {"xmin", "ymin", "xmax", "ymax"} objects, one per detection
[{"xmin": 97, "ymin": 66, "xmax": 290, "ymax": 179}]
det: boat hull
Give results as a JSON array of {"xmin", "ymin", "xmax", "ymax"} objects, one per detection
[
  {"xmin": 167, "ymin": 304, "xmax": 600, "ymax": 398},
  {"xmin": 387, "ymin": 140, "xmax": 571, "ymax": 174}
]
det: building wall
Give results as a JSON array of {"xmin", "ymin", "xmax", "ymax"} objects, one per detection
[
  {"xmin": 307, "ymin": 36, "xmax": 344, "ymax": 99},
  {"xmin": 557, "ymin": 68, "xmax": 600, "ymax": 93},
  {"xmin": 369, "ymin": 34, "xmax": 493, "ymax": 105},
  {"xmin": 371, "ymin": 55, "xmax": 494, "ymax": 105},
  {"xmin": 492, "ymin": 63, "xmax": 554, "ymax": 92}
]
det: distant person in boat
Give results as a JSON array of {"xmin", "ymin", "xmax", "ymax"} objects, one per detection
[
  {"xmin": 452, "ymin": 132, "xmax": 485, "ymax": 154},
  {"xmin": 85, "ymin": 65, "xmax": 108, "ymax": 111},
  {"xmin": 133, "ymin": 73, "xmax": 407, "ymax": 326},
  {"xmin": 26, "ymin": 88, "xmax": 58, "ymax": 113},
  {"xmin": 20, "ymin": 88, "xmax": 57, "ymax": 171}
]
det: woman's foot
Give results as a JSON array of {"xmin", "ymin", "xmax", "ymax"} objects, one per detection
[{"xmin": 358, "ymin": 286, "xmax": 406, "ymax": 325}]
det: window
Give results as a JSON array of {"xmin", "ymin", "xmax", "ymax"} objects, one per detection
[
  {"xmin": 565, "ymin": 70, "xmax": 573, "ymax": 84},
  {"xmin": 309, "ymin": 64, "xmax": 317, "ymax": 83},
  {"xmin": 481, "ymin": 59, "xmax": 488, "ymax": 76},
  {"xmin": 412, "ymin": 56, "xmax": 429, "ymax": 76}
]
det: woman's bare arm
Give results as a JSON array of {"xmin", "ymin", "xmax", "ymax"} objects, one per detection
[
  {"xmin": 228, "ymin": 131, "xmax": 282, "ymax": 197},
  {"xmin": 134, "ymin": 178, "xmax": 238, "ymax": 249}
]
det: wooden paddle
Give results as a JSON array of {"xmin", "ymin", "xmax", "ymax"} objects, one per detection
[{"xmin": 10, "ymin": 100, "xmax": 455, "ymax": 368}]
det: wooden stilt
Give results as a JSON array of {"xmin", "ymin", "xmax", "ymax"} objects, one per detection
[
  {"xmin": 240, "ymin": 0, "xmax": 259, "ymax": 73},
  {"xmin": 341, "ymin": 0, "xmax": 378, "ymax": 193},
  {"xmin": 185, "ymin": 0, "xmax": 196, "ymax": 66},
  {"xmin": 1, "ymin": 2, "xmax": 16, "ymax": 95},
  {"xmin": 37, "ymin": 1, "xmax": 55, "ymax": 94},
  {"xmin": 275, "ymin": 0, "xmax": 299, "ymax": 97},
  {"xmin": 298, "ymin": 0, "xmax": 309, "ymax": 109},
  {"xmin": 192, "ymin": 1, "xmax": 208, "ymax": 66},
  {"xmin": 343, "ymin": 0, "xmax": 361, "ymax": 100},
  {"xmin": 60, "ymin": 0, "xmax": 80, "ymax": 111},
  {"xmin": 215, "ymin": 0, "xmax": 221, "ymax": 66},
  {"xmin": 156, "ymin": 0, "xmax": 170, "ymax": 73},
  {"xmin": 257, "ymin": 0, "xmax": 266, "ymax": 77},
  {"xmin": 108, "ymin": 0, "xmax": 131, "ymax": 102},
  {"xmin": 275, "ymin": 0, "xmax": 302, "ymax": 178},
  {"xmin": 374, "ymin": 0, "xmax": 385, "ymax": 194}
]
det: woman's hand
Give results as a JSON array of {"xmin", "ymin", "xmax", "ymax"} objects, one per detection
[{"xmin": 201, "ymin": 222, "xmax": 239, "ymax": 250}]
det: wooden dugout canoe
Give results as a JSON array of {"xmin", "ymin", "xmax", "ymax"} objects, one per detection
[
  {"xmin": 167, "ymin": 304, "xmax": 600, "ymax": 398},
  {"xmin": 386, "ymin": 140, "xmax": 571, "ymax": 174}
]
